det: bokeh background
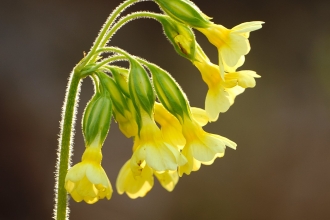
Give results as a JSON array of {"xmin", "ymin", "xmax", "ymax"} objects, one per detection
[{"xmin": 1, "ymin": 0, "xmax": 330, "ymax": 219}]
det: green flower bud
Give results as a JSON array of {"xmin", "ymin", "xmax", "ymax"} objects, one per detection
[
  {"xmin": 128, "ymin": 58, "xmax": 155, "ymax": 118},
  {"xmin": 108, "ymin": 66, "xmax": 130, "ymax": 98},
  {"xmin": 147, "ymin": 63, "xmax": 190, "ymax": 121},
  {"xmin": 154, "ymin": 0, "xmax": 211, "ymax": 28},
  {"xmin": 158, "ymin": 16, "xmax": 196, "ymax": 60},
  {"xmin": 82, "ymin": 92, "xmax": 112, "ymax": 148}
]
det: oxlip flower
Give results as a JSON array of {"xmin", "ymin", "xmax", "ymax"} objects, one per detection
[
  {"xmin": 193, "ymin": 45, "xmax": 260, "ymax": 121},
  {"xmin": 179, "ymin": 116, "xmax": 237, "ymax": 176},
  {"xmin": 116, "ymin": 159, "xmax": 154, "ymax": 199},
  {"xmin": 197, "ymin": 21, "xmax": 264, "ymax": 78},
  {"xmin": 65, "ymin": 147, "xmax": 112, "ymax": 204},
  {"xmin": 130, "ymin": 110, "xmax": 187, "ymax": 176},
  {"xmin": 154, "ymin": 170, "xmax": 179, "ymax": 192},
  {"xmin": 116, "ymin": 158, "xmax": 180, "ymax": 198},
  {"xmin": 193, "ymin": 45, "xmax": 245, "ymax": 121}
]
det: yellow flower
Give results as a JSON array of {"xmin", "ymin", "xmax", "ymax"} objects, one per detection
[
  {"xmin": 65, "ymin": 147, "xmax": 112, "ymax": 204},
  {"xmin": 130, "ymin": 110, "xmax": 187, "ymax": 176},
  {"xmin": 197, "ymin": 21, "xmax": 264, "ymax": 78},
  {"xmin": 154, "ymin": 170, "xmax": 179, "ymax": 192},
  {"xmin": 193, "ymin": 45, "xmax": 259, "ymax": 121},
  {"xmin": 116, "ymin": 159, "xmax": 154, "ymax": 199},
  {"xmin": 116, "ymin": 159, "xmax": 180, "ymax": 198},
  {"xmin": 179, "ymin": 117, "xmax": 236, "ymax": 176},
  {"xmin": 225, "ymin": 70, "xmax": 261, "ymax": 88}
]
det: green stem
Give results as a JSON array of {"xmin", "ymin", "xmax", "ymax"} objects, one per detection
[
  {"xmin": 84, "ymin": 0, "xmax": 138, "ymax": 64},
  {"xmin": 99, "ymin": 12, "xmax": 161, "ymax": 50},
  {"xmin": 54, "ymin": 70, "xmax": 82, "ymax": 220},
  {"xmin": 97, "ymin": 55, "xmax": 126, "ymax": 65}
]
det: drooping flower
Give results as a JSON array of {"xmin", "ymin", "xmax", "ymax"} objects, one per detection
[
  {"xmin": 116, "ymin": 158, "xmax": 180, "ymax": 198},
  {"xmin": 130, "ymin": 110, "xmax": 187, "ymax": 176},
  {"xmin": 116, "ymin": 159, "xmax": 154, "ymax": 199},
  {"xmin": 197, "ymin": 21, "xmax": 264, "ymax": 78},
  {"xmin": 193, "ymin": 45, "xmax": 260, "ymax": 121},
  {"xmin": 179, "ymin": 116, "xmax": 237, "ymax": 176},
  {"xmin": 154, "ymin": 169, "xmax": 179, "ymax": 192},
  {"xmin": 65, "ymin": 147, "xmax": 112, "ymax": 204}
]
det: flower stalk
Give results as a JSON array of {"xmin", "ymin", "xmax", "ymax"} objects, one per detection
[{"xmin": 54, "ymin": 70, "xmax": 82, "ymax": 220}]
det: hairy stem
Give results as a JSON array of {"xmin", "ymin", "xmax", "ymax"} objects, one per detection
[
  {"xmin": 54, "ymin": 70, "xmax": 81, "ymax": 220},
  {"xmin": 85, "ymin": 0, "xmax": 139, "ymax": 64},
  {"xmin": 101, "ymin": 12, "xmax": 161, "ymax": 49}
]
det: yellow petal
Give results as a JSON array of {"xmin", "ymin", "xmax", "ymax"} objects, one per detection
[
  {"xmin": 221, "ymin": 34, "xmax": 250, "ymax": 67},
  {"xmin": 191, "ymin": 107, "xmax": 209, "ymax": 126},
  {"xmin": 227, "ymin": 86, "xmax": 245, "ymax": 105},
  {"xmin": 205, "ymin": 87, "xmax": 230, "ymax": 121},
  {"xmin": 224, "ymin": 56, "xmax": 245, "ymax": 72},
  {"xmin": 190, "ymin": 134, "xmax": 226, "ymax": 162},
  {"xmin": 231, "ymin": 21, "xmax": 264, "ymax": 35},
  {"xmin": 154, "ymin": 170, "xmax": 179, "ymax": 192},
  {"xmin": 116, "ymin": 160, "xmax": 154, "ymax": 199},
  {"xmin": 65, "ymin": 163, "xmax": 87, "ymax": 182}
]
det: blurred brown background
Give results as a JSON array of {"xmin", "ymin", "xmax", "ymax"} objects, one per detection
[{"xmin": 1, "ymin": 0, "xmax": 330, "ymax": 219}]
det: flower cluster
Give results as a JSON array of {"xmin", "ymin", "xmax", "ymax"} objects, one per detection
[{"xmin": 63, "ymin": 0, "xmax": 263, "ymax": 204}]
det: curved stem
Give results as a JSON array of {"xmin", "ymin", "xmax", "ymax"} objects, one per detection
[
  {"xmin": 94, "ymin": 55, "xmax": 127, "ymax": 70},
  {"xmin": 84, "ymin": 0, "xmax": 138, "ymax": 64},
  {"xmin": 99, "ymin": 12, "xmax": 162, "ymax": 50},
  {"xmin": 54, "ymin": 70, "xmax": 82, "ymax": 220}
]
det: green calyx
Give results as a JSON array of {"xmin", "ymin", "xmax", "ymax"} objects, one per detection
[
  {"xmin": 128, "ymin": 58, "xmax": 155, "ymax": 118},
  {"xmin": 147, "ymin": 63, "xmax": 190, "ymax": 122},
  {"xmin": 82, "ymin": 77, "xmax": 112, "ymax": 148},
  {"xmin": 98, "ymin": 71, "xmax": 129, "ymax": 117},
  {"xmin": 154, "ymin": 0, "xmax": 211, "ymax": 28},
  {"xmin": 106, "ymin": 66, "xmax": 130, "ymax": 98},
  {"xmin": 158, "ymin": 16, "xmax": 196, "ymax": 60}
]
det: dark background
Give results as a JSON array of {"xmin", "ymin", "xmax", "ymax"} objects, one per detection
[{"xmin": 1, "ymin": 0, "xmax": 330, "ymax": 219}]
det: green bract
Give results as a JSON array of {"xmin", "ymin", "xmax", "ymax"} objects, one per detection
[
  {"xmin": 154, "ymin": 0, "xmax": 211, "ymax": 28},
  {"xmin": 82, "ymin": 91, "xmax": 112, "ymax": 148},
  {"xmin": 158, "ymin": 16, "xmax": 196, "ymax": 60}
]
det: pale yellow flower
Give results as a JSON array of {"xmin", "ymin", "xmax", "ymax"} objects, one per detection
[
  {"xmin": 154, "ymin": 170, "xmax": 179, "ymax": 192},
  {"xmin": 65, "ymin": 147, "xmax": 112, "ymax": 204},
  {"xmin": 116, "ymin": 159, "xmax": 180, "ymax": 198},
  {"xmin": 179, "ymin": 117, "xmax": 236, "ymax": 176},
  {"xmin": 197, "ymin": 21, "xmax": 264, "ymax": 78},
  {"xmin": 130, "ymin": 111, "xmax": 187, "ymax": 176},
  {"xmin": 116, "ymin": 159, "xmax": 154, "ymax": 199},
  {"xmin": 193, "ymin": 44, "xmax": 260, "ymax": 121}
]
